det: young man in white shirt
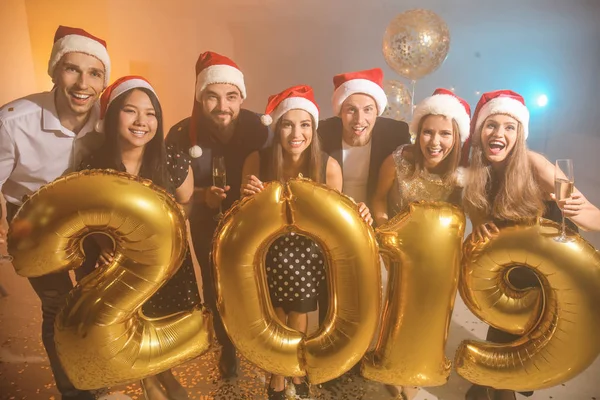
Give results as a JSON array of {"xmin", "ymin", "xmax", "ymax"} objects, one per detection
[
  {"xmin": 0, "ymin": 25, "xmax": 110, "ymax": 400},
  {"xmin": 317, "ymin": 68, "xmax": 412, "ymax": 384}
]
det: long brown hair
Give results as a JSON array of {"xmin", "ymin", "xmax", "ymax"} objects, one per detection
[
  {"xmin": 463, "ymin": 118, "xmax": 544, "ymax": 221},
  {"xmin": 410, "ymin": 115, "xmax": 461, "ymax": 184},
  {"xmin": 270, "ymin": 114, "xmax": 324, "ymax": 183}
]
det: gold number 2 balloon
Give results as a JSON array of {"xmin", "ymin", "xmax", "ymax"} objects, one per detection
[
  {"xmin": 213, "ymin": 178, "xmax": 381, "ymax": 384},
  {"xmin": 8, "ymin": 170, "xmax": 213, "ymax": 389},
  {"xmin": 362, "ymin": 202, "xmax": 466, "ymax": 386},
  {"xmin": 456, "ymin": 219, "xmax": 600, "ymax": 391}
]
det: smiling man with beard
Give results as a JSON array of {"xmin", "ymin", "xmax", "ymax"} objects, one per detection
[
  {"xmin": 0, "ymin": 25, "xmax": 109, "ymax": 400},
  {"xmin": 166, "ymin": 51, "xmax": 270, "ymax": 380}
]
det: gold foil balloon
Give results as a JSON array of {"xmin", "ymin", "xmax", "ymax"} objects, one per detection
[
  {"xmin": 362, "ymin": 202, "xmax": 465, "ymax": 386},
  {"xmin": 212, "ymin": 178, "xmax": 381, "ymax": 384},
  {"xmin": 382, "ymin": 80, "xmax": 413, "ymax": 122},
  {"xmin": 8, "ymin": 170, "xmax": 213, "ymax": 390},
  {"xmin": 383, "ymin": 9, "xmax": 451, "ymax": 81},
  {"xmin": 456, "ymin": 219, "xmax": 600, "ymax": 391}
]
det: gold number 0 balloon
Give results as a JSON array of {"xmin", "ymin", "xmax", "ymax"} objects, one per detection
[
  {"xmin": 362, "ymin": 202, "xmax": 466, "ymax": 386},
  {"xmin": 456, "ymin": 219, "xmax": 600, "ymax": 391},
  {"xmin": 8, "ymin": 170, "xmax": 213, "ymax": 389},
  {"xmin": 213, "ymin": 178, "xmax": 381, "ymax": 384}
]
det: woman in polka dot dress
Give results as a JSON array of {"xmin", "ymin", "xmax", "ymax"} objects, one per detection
[
  {"xmin": 78, "ymin": 76, "xmax": 200, "ymax": 400},
  {"xmin": 241, "ymin": 85, "xmax": 342, "ymax": 400}
]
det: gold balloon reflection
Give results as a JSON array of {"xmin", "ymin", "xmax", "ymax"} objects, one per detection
[
  {"xmin": 362, "ymin": 202, "xmax": 465, "ymax": 386},
  {"xmin": 212, "ymin": 178, "xmax": 381, "ymax": 384},
  {"xmin": 8, "ymin": 170, "xmax": 213, "ymax": 389},
  {"xmin": 456, "ymin": 219, "xmax": 600, "ymax": 391}
]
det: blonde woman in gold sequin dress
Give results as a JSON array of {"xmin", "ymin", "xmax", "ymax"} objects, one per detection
[
  {"xmin": 372, "ymin": 89, "xmax": 471, "ymax": 228},
  {"xmin": 371, "ymin": 89, "xmax": 472, "ymax": 399}
]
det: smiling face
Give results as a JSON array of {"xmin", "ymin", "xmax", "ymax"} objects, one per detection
[
  {"xmin": 200, "ymin": 83, "xmax": 243, "ymax": 130},
  {"xmin": 278, "ymin": 109, "xmax": 314, "ymax": 157},
  {"xmin": 340, "ymin": 93, "xmax": 378, "ymax": 146},
  {"xmin": 116, "ymin": 89, "xmax": 158, "ymax": 149},
  {"xmin": 418, "ymin": 115, "xmax": 456, "ymax": 169},
  {"xmin": 53, "ymin": 52, "xmax": 105, "ymax": 119},
  {"xmin": 480, "ymin": 114, "xmax": 519, "ymax": 167}
]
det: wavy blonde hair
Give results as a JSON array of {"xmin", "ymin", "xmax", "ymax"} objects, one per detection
[
  {"xmin": 463, "ymin": 117, "xmax": 544, "ymax": 222},
  {"xmin": 411, "ymin": 115, "xmax": 461, "ymax": 185}
]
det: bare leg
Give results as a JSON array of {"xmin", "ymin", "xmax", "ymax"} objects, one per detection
[
  {"xmin": 141, "ymin": 376, "xmax": 169, "ymax": 400},
  {"xmin": 269, "ymin": 307, "xmax": 288, "ymax": 392},
  {"xmin": 286, "ymin": 311, "xmax": 308, "ymax": 385},
  {"xmin": 157, "ymin": 369, "xmax": 188, "ymax": 400}
]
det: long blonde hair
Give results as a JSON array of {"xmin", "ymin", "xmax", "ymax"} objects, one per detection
[
  {"xmin": 411, "ymin": 116, "xmax": 461, "ymax": 185},
  {"xmin": 463, "ymin": 118, "xmax": 544, "ymax": 221}
]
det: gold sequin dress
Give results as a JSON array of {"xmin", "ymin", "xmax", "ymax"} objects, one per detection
[{"xmin": 389, "ymin": 145, "xmax": 462, "ymax": 217}]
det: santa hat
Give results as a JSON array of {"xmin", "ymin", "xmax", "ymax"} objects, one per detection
[
  {"xmin": 188, "ymin": 51, "xmax": 246, "ymax": 158},
  {"xmin": 95, "ymin": 76, "xmax": 157, "ymax": 132},
  {"xmin": 331, "ymin": 68, "xmax": 387, "ymax": 116},
  {"xmin": 260, "ymin": 85, "xmax": 319, "ymax": 128},
  {"xmin": 48, "ymin": 25, "xmax": 110, "ymax": 87},
  {"xmin": 460, "ymin": 90, "xmax": 529, "ymax": 166},
  {"xmin": 410, "ymin": 88, "xmax": 471, "ymax": 144},
  {"xmin": 194, "ymin": 51, "xmax": 246, "ymax": 101}
]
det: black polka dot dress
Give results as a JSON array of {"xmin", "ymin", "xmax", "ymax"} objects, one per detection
[
  {"xmin": 78, "ymin": 144, "xmax": 201, "ymax": 318},
  {"xmin": 143, "ymin": 144, "xmax": 201, "ymax": 317},
  {"xmin": 266, "ymin": 232, "xmax": 326, "ymax": 313}
]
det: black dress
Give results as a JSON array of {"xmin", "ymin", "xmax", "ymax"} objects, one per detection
[
  {"xmin": 79, "ymin": 143, "xmax": 201, "ymax": 318},
  {"xmin": 259, "ymin": 148, "xmax": 328, "ymax": 314}
]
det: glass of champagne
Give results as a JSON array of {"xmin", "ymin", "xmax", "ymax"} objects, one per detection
[
  {"xmin": 212, "ymin": 155, "xmax": 227, "ymax": 220},
  {"xmin": 554, "ymin": 159, "xmax": 574, "ymax": 243}
]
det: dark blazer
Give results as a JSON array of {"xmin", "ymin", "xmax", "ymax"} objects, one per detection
[{"xmin": 318, "ymin": 116, "xmax": 411, "ymax": 208}]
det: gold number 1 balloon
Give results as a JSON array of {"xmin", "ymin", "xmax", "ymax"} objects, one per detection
[
  {"xmin": 8, "ymin": 170, "xmax": 213, "ymax": 389},
  {"xmin": 213, "ymin": 178, "xmax": 381, "ymax": 384},
  {"xmin": 362, "ymin": 202, "xmax": 466, "ymax": 386},
  {"xmin": 456, "ymin": 219, "xmax": 600, "ymax": 391}
]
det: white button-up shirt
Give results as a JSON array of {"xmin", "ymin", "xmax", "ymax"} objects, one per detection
[{"xmin": 0, "ymin": 91, "xmax": 103, "ymax": 206}]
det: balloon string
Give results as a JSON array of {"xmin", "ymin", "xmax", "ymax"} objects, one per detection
[{"xmin": 410, "ymin": 79, "xmax": 417, "ymax": 118}]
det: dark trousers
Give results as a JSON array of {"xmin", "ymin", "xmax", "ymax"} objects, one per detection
[
  {"xmin": 189, "ymin": 223, "xmax": 235, "ymax": 356},
  {"xmin": 6, "ymin": 202, "xmax": 92, "ymax": 398}
]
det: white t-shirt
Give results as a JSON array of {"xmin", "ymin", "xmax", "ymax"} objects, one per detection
[
  {"xmin": 0, "ymin": 91, "xmax": 102, "ymax": 205},
  {"xmin": 342, "ymin": 139, "xmax": 372, "ymax": 204}
]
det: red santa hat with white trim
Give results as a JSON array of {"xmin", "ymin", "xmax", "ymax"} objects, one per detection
[
  {"xmin": 48, "ymin": 25, "xmax": 111, "ymax": 87},
  {"xmin": 410, "ymin": 88, "xmax": 471, "ymax": 144},
  {"xmin": 331, "ymin": 68, "xmax": 387, "ymax": 116},
  {"xmin": 188, "ymin": 51, "xmax": 246, "ymax": 158},
  {"xmin": 260, "ymin": 85, "xmax": 319, "ymax": 128},
  {"xmin": 95, "ymin": 75, "xmax": 157, "ymax": 132},
  {"xmin": 461, "ymin": 90, "xmax": 529, "ymax": 166}
]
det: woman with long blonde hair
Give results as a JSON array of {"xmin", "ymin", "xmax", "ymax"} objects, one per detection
[{"xmin": 463, "ymin": 90, "xmax": 600, "ymax": 400}]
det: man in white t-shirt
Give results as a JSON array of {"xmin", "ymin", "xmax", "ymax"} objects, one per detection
[
  {"xmin": 0, "ymin": 26, "xmax": 109, "ymax": 400},
  {"xmin": 317, "ymin": 68, "xmax": 412, "ymax": 374}
]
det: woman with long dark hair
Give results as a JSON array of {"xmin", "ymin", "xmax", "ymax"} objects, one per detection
[
  {"xmin": 79, "ymin": 76, "xmax": 200, "ymax": 400},
  {"xmin": 240, "ymin": 85, "xmax": 342, "ymax": 400}
]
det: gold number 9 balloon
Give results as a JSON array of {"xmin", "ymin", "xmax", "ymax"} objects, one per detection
[
  {"xmin": 362, "ymin": 202, "xmax": 466, "ymax": 386},
  {"xmin": 213, "ymin": 178, "xmax": 381, "ymax": 384},
  {"xmin": 456, "ymin": 219, "xmax": 600, "ymax": 391},
  {"xmin": 8, "ymin": 170, "xmax": 213, "ymax": 390}
]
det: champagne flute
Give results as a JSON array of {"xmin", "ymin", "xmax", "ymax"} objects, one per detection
[
  {"xmin": 553, "ymin": 159, "xmax": 574, "ymax": 242},
  {"xmin": 212, "ymin": 155, "xmax": 227, "ymax": 220}
]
